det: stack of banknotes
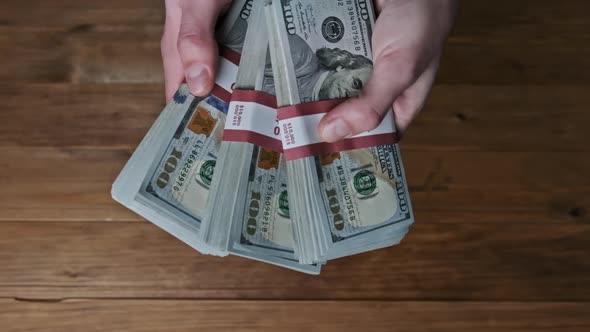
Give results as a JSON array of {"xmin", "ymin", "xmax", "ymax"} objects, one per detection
[{"xmin": 112, "ymin": 0, "xmax": 413, "ymax": 274}]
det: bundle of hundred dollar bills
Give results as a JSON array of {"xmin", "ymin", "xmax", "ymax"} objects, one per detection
[{"xmin": 112, "ymin": 0, "xmax": 413, "ymax": 274}]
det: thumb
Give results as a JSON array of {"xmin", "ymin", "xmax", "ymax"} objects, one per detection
[
  {"xmin": 318, "ymin": 48, "xmax": 421, "ymax": 142},
  {"xmin": 177, "ymin": 0, "xmax": 226, "ymax": 96}
]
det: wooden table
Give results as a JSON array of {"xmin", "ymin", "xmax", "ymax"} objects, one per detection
[{"xmin": 1, "ymin": 1, "xmax": 589, "ymax": 331}]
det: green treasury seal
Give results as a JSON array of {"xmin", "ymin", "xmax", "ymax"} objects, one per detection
[
  {"xmin": 353, "ymin": 170, "xmax": 377, "ymax": 196},
  {"xmin": 198, "ymin": 160, "xmax": 216, "ymax": 186}
]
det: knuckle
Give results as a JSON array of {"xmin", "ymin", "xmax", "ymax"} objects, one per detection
[
  {"xmin": 178, "ymin": 19, "xmax": 212, "ymax": 42},
  {"xmin": 364, "ymin": 105, "xmax": 384, "ymax": 130},
  {"xmin": 178, "ymin": 27, "xmax": 204, "ymax": 44},
  {"xmin": 177, "ymin": 28, "xmax": 215, "ymax": 53}
]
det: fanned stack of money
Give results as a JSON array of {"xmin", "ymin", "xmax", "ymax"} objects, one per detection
[
  {"xmin": 202, "ymin": 0, "xmax": 319, "ymax": 273},
  {"xmin": 112, "ymin": 0, "xmax": 412, "ymax": 274},
  {"xmin": 265, "ymin": 0, "xmax": 413, "ymax": 264}
]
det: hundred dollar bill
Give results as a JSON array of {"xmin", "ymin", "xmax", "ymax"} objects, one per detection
[
  {"xmin": 266, "ymin": 0, "xmax": 414, "ymax": 263},
  {"xmin": 204, "ymin": 0, "xmax": 319, "ymax": 272},
  {"xmin": 218, "ymin": 0, "xmax": 253, "ymax": 52},
  {"xmin": 202, "ymin": 0, "xmax": 268, "ymax": 246},
  {"xmin": 140, "ymin": 0, "xmax": 253, "ymax": 225},
  {"xmin": 231, "ymin": 148, "xmax": 296, "ymax": 258},
  {"xmin": 229, "ymin": 12, "xmax": 298, "ymax": 259},
  {"xmin": 113, "ymin": 0, "xmax": 253, "ymax": 256},
  {"xmin": 227, "ymin": 69, "xmax": 320, "ymax": 271},
  {"xmin": 139, "ymin": 88, "xmax": 228, "ymax": 225}
]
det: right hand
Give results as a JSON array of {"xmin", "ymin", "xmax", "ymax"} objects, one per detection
[
  {"xmin": 318, "ymin": 0, "xmax": 457, "ymax": 140},
  {"xmin": 161, "ymin": 0, "xmax": 232, "ymax": 101}
]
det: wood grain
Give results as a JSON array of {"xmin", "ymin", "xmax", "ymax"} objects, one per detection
[
  {"xmin": 2, "ymin": 83, "xmax": 590, "ymax": 152},
  {"xmin": 2, "ymin": 1, "xmax": 590, "ymax": 85},
  {"xmin": 0, "ymin": 148, "xmax": 136, "ymax": 222},
  {"xmin": 1, "ymin": 147, "xmax": 588, "ymax": 223},
  {"xmin": 0, "ymin": 221, "xmax": 587, "ymax": 300},
  {"xmin": 1, "ymin": 299, "xmax": 589, "ymax": 332},
  {"xmin": 0, "ymin": 0, "xmax": 589, "ymax": 330},
  {"xmin": 0, "ymin": 1, "xmax": 163, "ymax": 27},
  {"xmin": 2, "ymin": 0, "xmax": 589, "ymax": 29},
  {"xmin": 0, "ymin": 84, "xmax": 163, "ymax": 148}
]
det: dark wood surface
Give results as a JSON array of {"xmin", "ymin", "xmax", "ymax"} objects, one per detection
[{"xmin": 1, "ymin": 0, "xmax": 589, "ymax": 330}]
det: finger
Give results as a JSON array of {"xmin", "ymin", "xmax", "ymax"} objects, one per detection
[
  {"xmin": 318, "ymin": 47, "xmax": 421, "ymax": 142},
  {"xmin": 177, "ymin": 0, "xmax": 228, "ymax": 96},
  {"xmin": 161, "ymin": 0, "xmax": 184, "ymax": 101},
  {"xmin": 393, "ymin": 55, "xmax": 440, "ymax": 133}
]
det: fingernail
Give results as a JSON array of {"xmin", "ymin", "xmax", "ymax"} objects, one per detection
[
  {"xmin": 185, "ymin": 64, "xmax": 209, "ymax": 95},
  {"xmin": 321, "ymin": 118, "xmax": 351, "ymax": 142}
]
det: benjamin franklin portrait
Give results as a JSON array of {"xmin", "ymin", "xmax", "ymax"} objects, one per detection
[{"xmin": 263, "ymin": 34, "xmax": 373, "ymax": 102}]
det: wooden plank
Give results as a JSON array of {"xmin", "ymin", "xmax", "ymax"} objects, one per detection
[
  {"xmin": 1, "ymin": 0, "xmax": 588, "ymax": 30},
  {"xmin": 439, "ymin": 42, "xmax": 590, "ymax": 85},
  {"xmin": 1, "ymin": 299, "xmax": 589, "ymax": 332},
  {"xmin": 2, "ymin": 83, "xmax": 589, "ymax": 152},
  {"xmin": 66, "ymin": 26, "xmax": 163, "ymax": 84},
  {"xmin": 2, "ymin": 3, "xmax": 590, "ymax": 85},
  {"xmin": 440, "ymin": 1, "xmax": 590, "ymax": 85},
  {"xmin": 0, "ymin": 26, "xmax": 165, "ymax": 84},
  {"xmin": 0, "ymin": 148, "xmax": 137, "ymax": 222},
  {"xmin": 1, "ymin": 147, "xmax": 587, "ymax": 223},
  {"xmin": 61, "ymin": 23, "xmax": 590, "ymax": 85},
  {"xmin": 0, "ymin": 84, "xmax": 162, "ymax": 148},
  {"xmin": 455, "ymin": 0, "xmax": 590, "ymax": 27},
  {"xmin": 406, "ymin": 84, "xmax": 590, "ymax": 151},
  {"xmin": 0, "ymin": 28, "xmax": 71, "ymax": 83},
  {"xmin": 0, "ymin": 1, "xmax": 163, "ymax": 27},
  {"xmin": 0, "ymin": 221, "xmax": 588, "ymax": 300}
]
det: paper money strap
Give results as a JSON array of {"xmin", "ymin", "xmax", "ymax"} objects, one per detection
[
  {"xmin": 222, "ymin": 93, "xmax": 400, "ymax": 158},
  {"xmin": 223, "ymin": 90, "xmax": 283, "ymax": 152},
  {"xmin": 277, "ymin": 100, "xmax": 400, "ymax": 160},
  {"xmin": 210, "ymin": 48, "xmax": 241, "ymax": 102}
]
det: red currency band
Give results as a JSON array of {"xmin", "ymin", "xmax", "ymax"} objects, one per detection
[
  {"xmin": 223, "ymin": 130, "xmax": 283, "ymax": 152},
  {"xmin": 207, "ymin": 49, "xmax": 241, "ymax": 103},
  {"xmin": 283, "ymin": 133, "xmax": 400, "ymax": 161},
  {"xmin": 231, "ymin": 89, "xmax": 278, "ymax": 109},
  {"xmin": 277, "ymin": 98, "xmax": 346, "ymax": 120},
  {"xmin": 220, "ymin": 47, "xmax": 241, "ymax": 65},
  {"xmin": 211, "ymin": 84, "xmax": 232, "ymax": 103}
]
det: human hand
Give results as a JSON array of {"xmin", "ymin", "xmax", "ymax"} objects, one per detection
[
  {"xmin": 161, "ymin": 0, "xmax": 232, "ymax": 101},
  {"xmin": 318, "ymin": 0, "xmax": 457, "ymax": 141}
]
